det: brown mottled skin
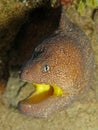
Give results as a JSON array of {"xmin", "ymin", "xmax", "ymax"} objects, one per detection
[{"xmin": 18, "ymin": 6, "xmax": 94, "ymax": 118}]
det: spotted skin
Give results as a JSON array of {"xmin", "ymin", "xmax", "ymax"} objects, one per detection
[{"xmin": 18, "ymin": 6, "xmax": 94, "ymax": 118}]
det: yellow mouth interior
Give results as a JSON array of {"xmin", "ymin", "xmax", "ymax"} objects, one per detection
[{"xmin": 23, "ymin": 83, "xmax": 63, "ymax": 104}]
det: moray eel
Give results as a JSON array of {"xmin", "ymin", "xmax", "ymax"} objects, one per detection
[{"xmin": 18, "ymin": 6, "xmax": 94, "ymax": 118}]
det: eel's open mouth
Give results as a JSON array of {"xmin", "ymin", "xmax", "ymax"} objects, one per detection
[{"xmin": 21, "ymin": 83, "xmax": 63, "ymax": 104}]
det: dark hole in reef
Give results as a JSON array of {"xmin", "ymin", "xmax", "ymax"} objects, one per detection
[{"xmin": 10, "ymin": 5, "xmax": 62, "ymax": 66}]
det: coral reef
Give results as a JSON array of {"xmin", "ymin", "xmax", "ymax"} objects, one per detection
[
  {"xmin": 0, "ymin": 0, "xmax": 98, "ymax": 129},
  {"xmin": 0, "ymin": 0, "xmax": 97, "ymax": 87},
  {"xmin": 76, "ymin": 0, "xmax": 98, "ymax": 16},
  {"xmin": 0, "ymin": 0, "xmax": 27, "ymax": 90}
]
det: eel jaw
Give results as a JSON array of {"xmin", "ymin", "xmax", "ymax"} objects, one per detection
[
  {"xmin": 19, "ymin": 83, "xmax": 63, "ymax": 104},
  {"xmin": 18, "ymin": 83, "xmax": 72, "ymax": 118}
]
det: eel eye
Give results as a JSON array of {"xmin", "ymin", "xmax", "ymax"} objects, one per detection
[{"xmin": 43, "ymin": 65, "xmax": 50, "ymax": 72}]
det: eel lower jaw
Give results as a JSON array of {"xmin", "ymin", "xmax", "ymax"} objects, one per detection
[{"xmin": 19, "ymin": 83, "xmax": 64, "ymax": 104}]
